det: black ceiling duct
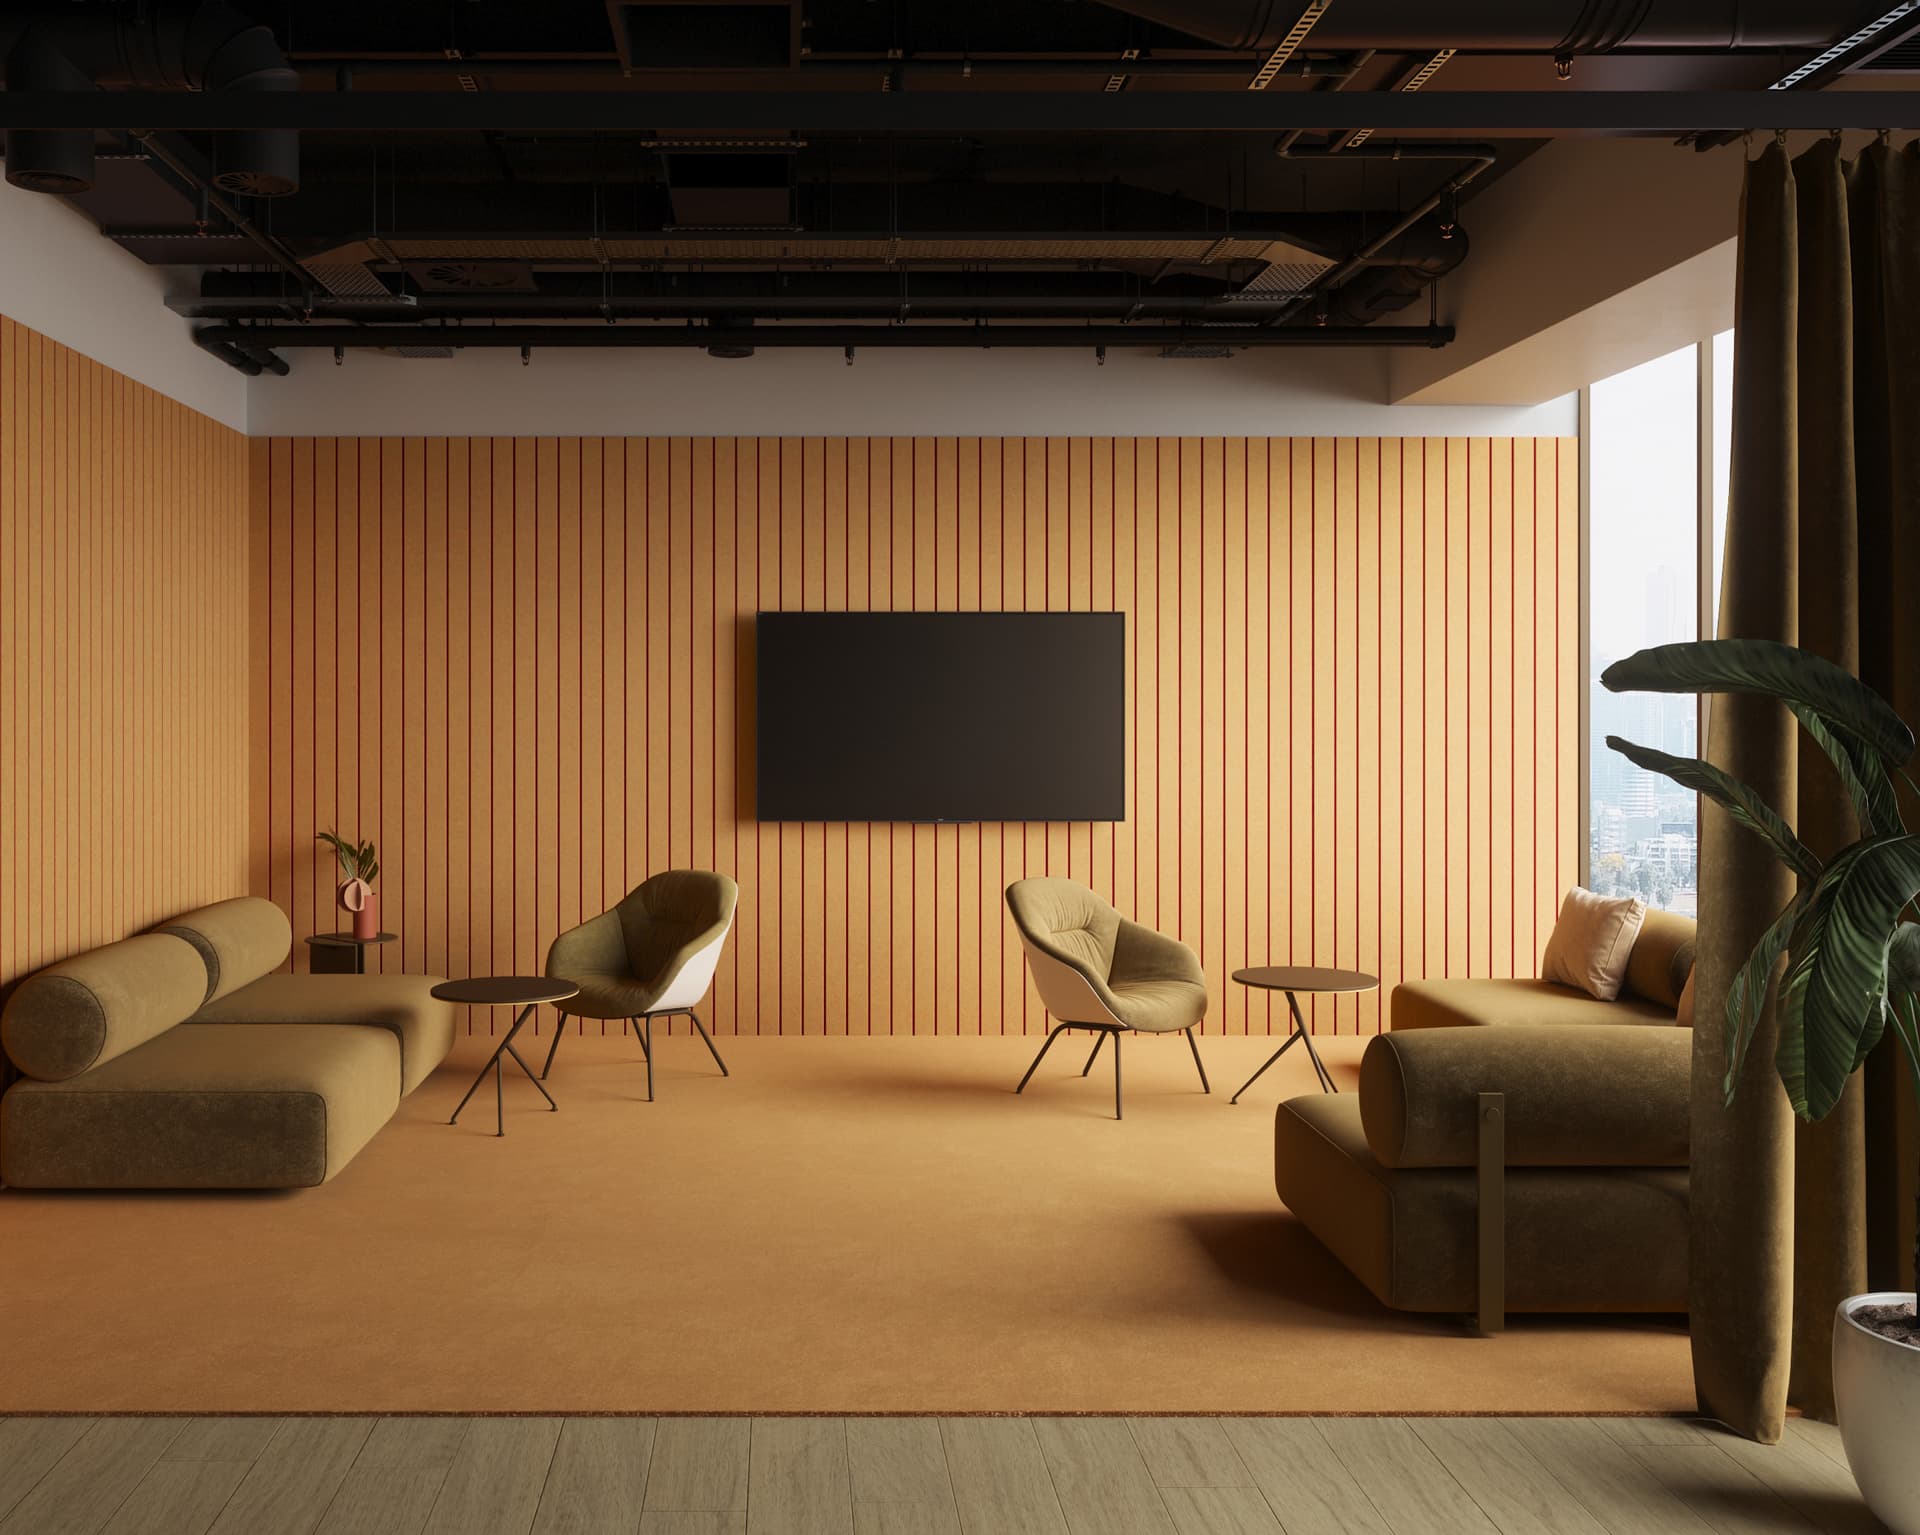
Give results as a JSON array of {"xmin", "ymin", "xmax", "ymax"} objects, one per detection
[
  {"xmin": 1096, "ymin": 0, "xmax": 1883, "ymax": 51},
  {"xmin": 4, "ymin": 27, "xmax": 97, "ymax": 193},
  {"xmin": 1, "ymin": 1, "xmax": 298, "ymax": 196}
]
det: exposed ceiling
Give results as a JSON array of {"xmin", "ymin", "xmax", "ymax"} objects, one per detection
[{"xmin": 2, "ymin": 1, "xmax": 1916, "ymax": 372}]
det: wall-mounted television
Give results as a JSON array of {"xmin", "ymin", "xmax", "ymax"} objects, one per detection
[{"xmin": 755, "ymin": 612, "xmax": 1125, "ymax": 823}]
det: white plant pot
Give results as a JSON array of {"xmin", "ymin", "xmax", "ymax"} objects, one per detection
[{"xmin": 1834, "ymin": 1291, "xmax": 1920, "ymax": 1534}]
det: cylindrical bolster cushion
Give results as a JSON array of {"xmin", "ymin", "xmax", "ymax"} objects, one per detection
[
  {"xmin": 1, "ymin": 934, "xmax": 208, "ymax": 1080},
  {"xmin": 156, "ymin": 896, "xmax": 293, "ymax": 1005},
  {"xmin": 1360, "ymin": 1023, "xmax": 1691, "ymax": 1169}
]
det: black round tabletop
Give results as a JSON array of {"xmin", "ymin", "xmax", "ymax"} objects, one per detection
[
  {"xmin": 307, "ymin": 932, "xmax": 397, "ymax": 947},
  {"xmin": 1233, "ymin": 965, "xmax": 1379, "ymax": 994},
  {"xmin": 430, "ymin": 976, "xmax": 581, "ymax": 1007}
]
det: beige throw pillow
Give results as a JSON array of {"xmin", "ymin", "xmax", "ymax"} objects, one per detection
[{"xmin": 1541, "ymin": 887, "xmax": 1648, "ymax": 1002}]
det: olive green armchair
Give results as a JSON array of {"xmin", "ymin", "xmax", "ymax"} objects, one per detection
[
  {"xmin": 541, "ymin": 870, "xmax": 739, "ymax": 1100},
  {"xmin": 1006, "ymin": 877, "xmax": 1210, "ymax": 1119}
]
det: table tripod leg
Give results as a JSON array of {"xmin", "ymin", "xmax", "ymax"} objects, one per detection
[
  {"xmin": 1289, "ymin": 992, "xmax": 1337, "ymax": 1094},
  {"xmin": 1229, "ymin": 1033, "xmax": 1299, "ymax": 1105}
]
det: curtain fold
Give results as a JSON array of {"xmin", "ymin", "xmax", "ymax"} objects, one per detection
[{"xmin": 1697, "ymin": 137, "xmax": 1920, "ymax": 1442}]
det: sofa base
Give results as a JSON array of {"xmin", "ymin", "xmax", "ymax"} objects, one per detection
[
  {"xmin": 1275, "ymin": 1094, "xmax": 1689, "ymax": 1314},
  {"xmin": 1, "ymin": 1023, "xmax": 400, "ymax": 1189}
]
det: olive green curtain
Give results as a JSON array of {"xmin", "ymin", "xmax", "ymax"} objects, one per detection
[{"xmin": 1694, "ymin": 136, "xmax": 1920, "ymax": 1442}]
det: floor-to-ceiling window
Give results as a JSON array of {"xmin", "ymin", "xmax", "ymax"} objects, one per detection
[{"xmin": 1583, "ymin": 330, "xmax": 1734, "ymax": 916}]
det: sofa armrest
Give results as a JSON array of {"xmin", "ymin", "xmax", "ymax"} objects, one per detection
[{"xmin": 1358, "ymin": 1023, "xmax": 1690, "ymax": 1170}]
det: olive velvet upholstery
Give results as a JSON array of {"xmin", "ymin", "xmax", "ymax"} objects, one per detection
[
  {"xmin": 1005, "ymin": 877, "xmax": 1210, "ymax": 1118},
  {"xmin": 541, "ymin": 870, "xmax": 740, "ymax": 1094},
  {"xmin": 0, "ymin": 896, "xmax": 454, "ymax": 1189},
  {"xmin": 1273, "ymin": 912, "xmax": 1696, "ymax": 1315}
]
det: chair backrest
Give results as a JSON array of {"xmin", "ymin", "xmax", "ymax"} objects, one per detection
[
  {"xmin": 1005, "ymin": 877, "xmax": 1125, "ymax": 1027},
  {"xmin": 617, "ymin": 870, "xmax": 740, "ymax": 1009}
]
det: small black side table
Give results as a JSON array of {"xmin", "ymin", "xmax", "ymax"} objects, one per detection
[
  {"xmin": 1228, "ymin": 966, "xmax": 1380, "ymax": 1104},
  {"xmin": 435, "ymin": 977, "xmax": 580, "ymax": 1137},
  {"xmin": 306, "ymin": 932, "xmax": 397, "ymax": 975}
]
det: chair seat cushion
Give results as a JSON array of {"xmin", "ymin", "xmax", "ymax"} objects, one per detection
[
  {"xmin": 553, "ymin": 970, "xmax": 666, "ymax": 1021},
  {"xmin": 1106, "ymin": 976, "xmax": 1208, "ymax": 1033},
  {"xmin": 1273, "ymin": 1093, "xmax": 1688, "ymax": 1313},
  {"xmin": 1391, "ymin": 977, "xmax": 1675, "ymax": 1031},
  {"xmin": 188, "ymin": 974, "xmax": 456, "ymax": 1095},
  {"xmin": 0, "ymin": 1024, "xmax": 399, "ymax": 1189}
]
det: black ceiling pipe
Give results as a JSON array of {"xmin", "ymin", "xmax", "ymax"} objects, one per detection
[
  {"xmin": 1, "ymin": 1, "xmax": 298, "ymax": 195},
  {"xmin": 193, "ymin": 322, "xmax": 1454, "ymax": 370},
  {"xmin": 1093, "ymin": 0, "xmax": 1888, "ymax": 52},
  {"xmin": 4, "ymin": 26, "xmax": 97, "ymax": 192}
]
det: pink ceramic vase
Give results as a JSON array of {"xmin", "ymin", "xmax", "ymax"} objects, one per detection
[{"xmin": 352, "ymin": 890, "xmax": 380, "ymax": 942}]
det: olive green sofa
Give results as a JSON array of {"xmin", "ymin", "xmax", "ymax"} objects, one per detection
[
  {"xmin": 1273, "ymin": 910, "xmax": 1696, "ymax": 1323},
  {"xmin": 0, "ymin": 897, "xmax": 453, "ymax": 1189}
]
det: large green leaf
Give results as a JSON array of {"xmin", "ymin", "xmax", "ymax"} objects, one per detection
[
  {"xmin": 1607, "ymin": 735, "xmax": 1821, "ymax": 881},
  {"xmin": 1776, "ymin": 836, "xmax": 1920, "ymax": 1119},
  {"xmin": 1602, "ymin": 639, "xmax": 1915, "ymax": 766},
  {"xmin": 1725, "ymin": 888, "xmax": 1813, "ymax": 1105},
  {"xmin": 1790, "ymin": 703, "xmax": 1907, "ymax": 838},
  {"xmin": 1891, "ymin": 922, "xmax": 1920, "ymax": 997}
]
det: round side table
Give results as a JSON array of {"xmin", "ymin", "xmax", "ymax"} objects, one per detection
[
  {"xmin": 434, "ymin": 977, "xmax": 580, "ymax": 1137},
  {"xmin": 1228, "ymin": 966, "xmax": 1380, "ymax": 1104},
  {"xmin": 305, "ymin": 931, "xmax": 397, "ymax": 975}
]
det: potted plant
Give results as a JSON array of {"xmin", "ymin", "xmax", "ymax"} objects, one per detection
[
  {"xmin": 1604, "ymin": 638, "xmax": 1920, "ymax": 1529},
  {"xmin": 317, "ymin": 830, "xmax": 382, "ymax": 942}
]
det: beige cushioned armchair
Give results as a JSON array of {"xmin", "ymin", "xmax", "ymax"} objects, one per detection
[
  {"xmin": 542, "ymin": 870, "xmax": 739, "ymax": 1100},
  {"xmin": 1006, "ymin": 877, "xmax": 1210, "ymax": 1119}
]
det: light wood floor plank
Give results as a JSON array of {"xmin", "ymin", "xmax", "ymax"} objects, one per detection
[
  {"xmin": 1158, "ymin": 1486, "xmax": 1285, "ymax": 1535},
  {"xmin": 1782, "ymin": 1420, "xmax": 1850, "ymax": 1474},
  {"xmin": 354, "ymin": 1419, "xmax": 472, "ymax": 1471},
  {"xmin": 0, "ymin": 1418, "xmax": 97, "ymax": 1523},
  {"xmin": 939, "ymin": 1419, "xmax": 1068, "ymax": 1535},
  {"xmin": 1492, "ymin": 1418, "xmax": 1712, "ymax": 1535},
  {"xmin": 853, "ymin": 1502, "xmax": 960, "ymax": 1535},
  {"xmin": 647, "ymin": 1419, "xmax": 750, "ymax": 1513},
  {"xmin": 1409, "ymin": 1416, "xmax": 1607, "ymax": 1535},
  {"xmin": 1701, "ymin": 1426, "xmax": 1883, "ymax": 1535},
  {"xmin": 207, "ymin": 1419, "xmax": 374, "ymax": 1535},
  {"xmin": 163, "ymin": 1420, "xmax": 284, "ymax": 1464},
  {"xmin": 1314, "ymin": 1418, "xmax": 1498, "ymax": 1535},
  {"xmin": 313, "ymin": 1468, "xmax": 447, "ymax": 1535},
  {"xmin": 847, "ymin": 1420, "xmax": 953, "ymax": 1506},
  {"xmin": 1032, "ymin": 1418, "xmax": 1174, "ymax": 1535},
  {"xmin": 1128, "ymin": 1419, "xmax": 1253, "ymax": 1489},
  {"xmin": 641, "ymin": 1515, "xmax": 747, "ymax": 1535},
  {"xmin": 418, "ymin": 1417, "xmax": 562, "ymax": 1535},
  {"xmin": 1220, "ymin": 1419, "xmax": 1392, "ymax": 1535},
  {"xmin": 99, "ymin": 1460, "xmax": 250, "ymax": 1535},
  {"xmin": 530, "ymin": 1418, "xmax": 655, "ymax": 1535},
  {"xmin": 1596, "ymin": 1416, "xmax": 1719, "ymax": 1447},
  {"xmin": 747, "ymin": 1417, "xmax": 852, "ymax": 1535},
  {"xmin": 1631, "ymin": 1446, "xmax": 1819, "ymax": 1535},
  {"xmin": 0, "ymin": 1418, "xmax": 187, "ymax": 1535}
]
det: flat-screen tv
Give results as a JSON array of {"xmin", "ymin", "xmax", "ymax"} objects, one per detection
[{"xmin": 756, "ymin": 612, "xmax": 1125, "ymax": 822}]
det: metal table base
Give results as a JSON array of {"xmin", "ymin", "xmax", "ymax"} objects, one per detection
[
  {"xmin": 448, "ymin": 1003, "xmax": 558, "ymax": 1136},
  {"xmin": 1229, "ymin": 990, "xmax": 1338, "ymax": 1104}
]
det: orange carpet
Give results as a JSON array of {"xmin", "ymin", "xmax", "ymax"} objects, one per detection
[{"xmin": 0, "ymin": 1031, "xmax": 1691, "ymax": 1415}]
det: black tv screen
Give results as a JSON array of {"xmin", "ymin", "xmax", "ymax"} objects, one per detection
[{"xmin": 756, "ymin": 612, "xmax": 1125, "ymax": 822}]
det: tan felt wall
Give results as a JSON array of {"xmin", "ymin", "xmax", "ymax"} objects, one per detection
[
  {"xmin": 0, "ymin": 316, "xmax": 252, "ymax": 993},
  {"xmin": 251, "ymin": 436, "xmax": 1579, "ymax": 1038}
]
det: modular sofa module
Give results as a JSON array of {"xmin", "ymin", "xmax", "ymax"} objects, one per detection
[{"xmin": 0, "ymin": 897, "xmax": 454, "ymax": 1189}]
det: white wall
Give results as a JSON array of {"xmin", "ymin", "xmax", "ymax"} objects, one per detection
[
  {"xmin": 0, "ymin": 181, "xmax": 248, "ymax": 431},
  {"xmin": 244, "ymin": 341, "xmax": 1574, "ymax": 438}
]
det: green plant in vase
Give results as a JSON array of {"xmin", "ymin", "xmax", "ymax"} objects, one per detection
[
  {"xmin": 317, "ymin": 829, "xmax": 382, "ymax": 941},
  {"xmin": 1604, "ymin": 638, "xmax": 1920, "ymax": 1525}
]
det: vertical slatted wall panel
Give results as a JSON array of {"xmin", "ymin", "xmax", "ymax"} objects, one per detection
[
  {"xmin": 251, "ymin": 436, "xmax": 1578, "ymax": 1037},
  {"xmin": 0, "ymin": 317, "xmax": 250, "ymax": 991}
]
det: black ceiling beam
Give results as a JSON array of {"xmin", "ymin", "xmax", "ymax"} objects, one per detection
[
  {"xmin": 194, "ymin": 322, "xmax": 1455, "ymax": 350},
  {"xmin": 7, "ymin": 90, "xmax": 1920, "ymax": 133}
]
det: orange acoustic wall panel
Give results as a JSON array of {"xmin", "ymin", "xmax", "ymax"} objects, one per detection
[
  {"xmin": 0, "ymin": 316, "xmax": 251, "ymax": 991},
  {"xmin": 250, "ymin": 436, "xmax": 1577, "ymax": 1038}
]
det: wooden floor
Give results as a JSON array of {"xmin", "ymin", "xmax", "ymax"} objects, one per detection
[{"xmin": 0, "ymin": 1415, "xmax": 1883, "ymax": 1535}]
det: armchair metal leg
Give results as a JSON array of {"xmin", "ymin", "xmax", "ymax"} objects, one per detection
[
  {"xmin": 1184, "ymin": 1027, "xmax": 1210, "ymax": 1093},
  {"xmin": 688, "ymin": 1010, "xmax": 730, "ymax": 1077},
  {"xmin": 1081, "ymin": 1031, "xmax": 1106, "ymax": 1076},
  {"xmin": 643, "ymin": 1014, "xmax": 655, "ymax": 1102},
  {"xmin": 1016, "ymin": 1025, "xmax": 1069, "ymax": 1094},
  {"xmin": 629, "ymin": 1017, "xmax": 650, "ymax": 1062},
  {"xmin": 1112, "ymin": 1029, "xmax": 1123, "ymax": 1120},
  {"xmin": 539, "ymin": 1009, "xmax": 571, "ymax": 1080}
]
